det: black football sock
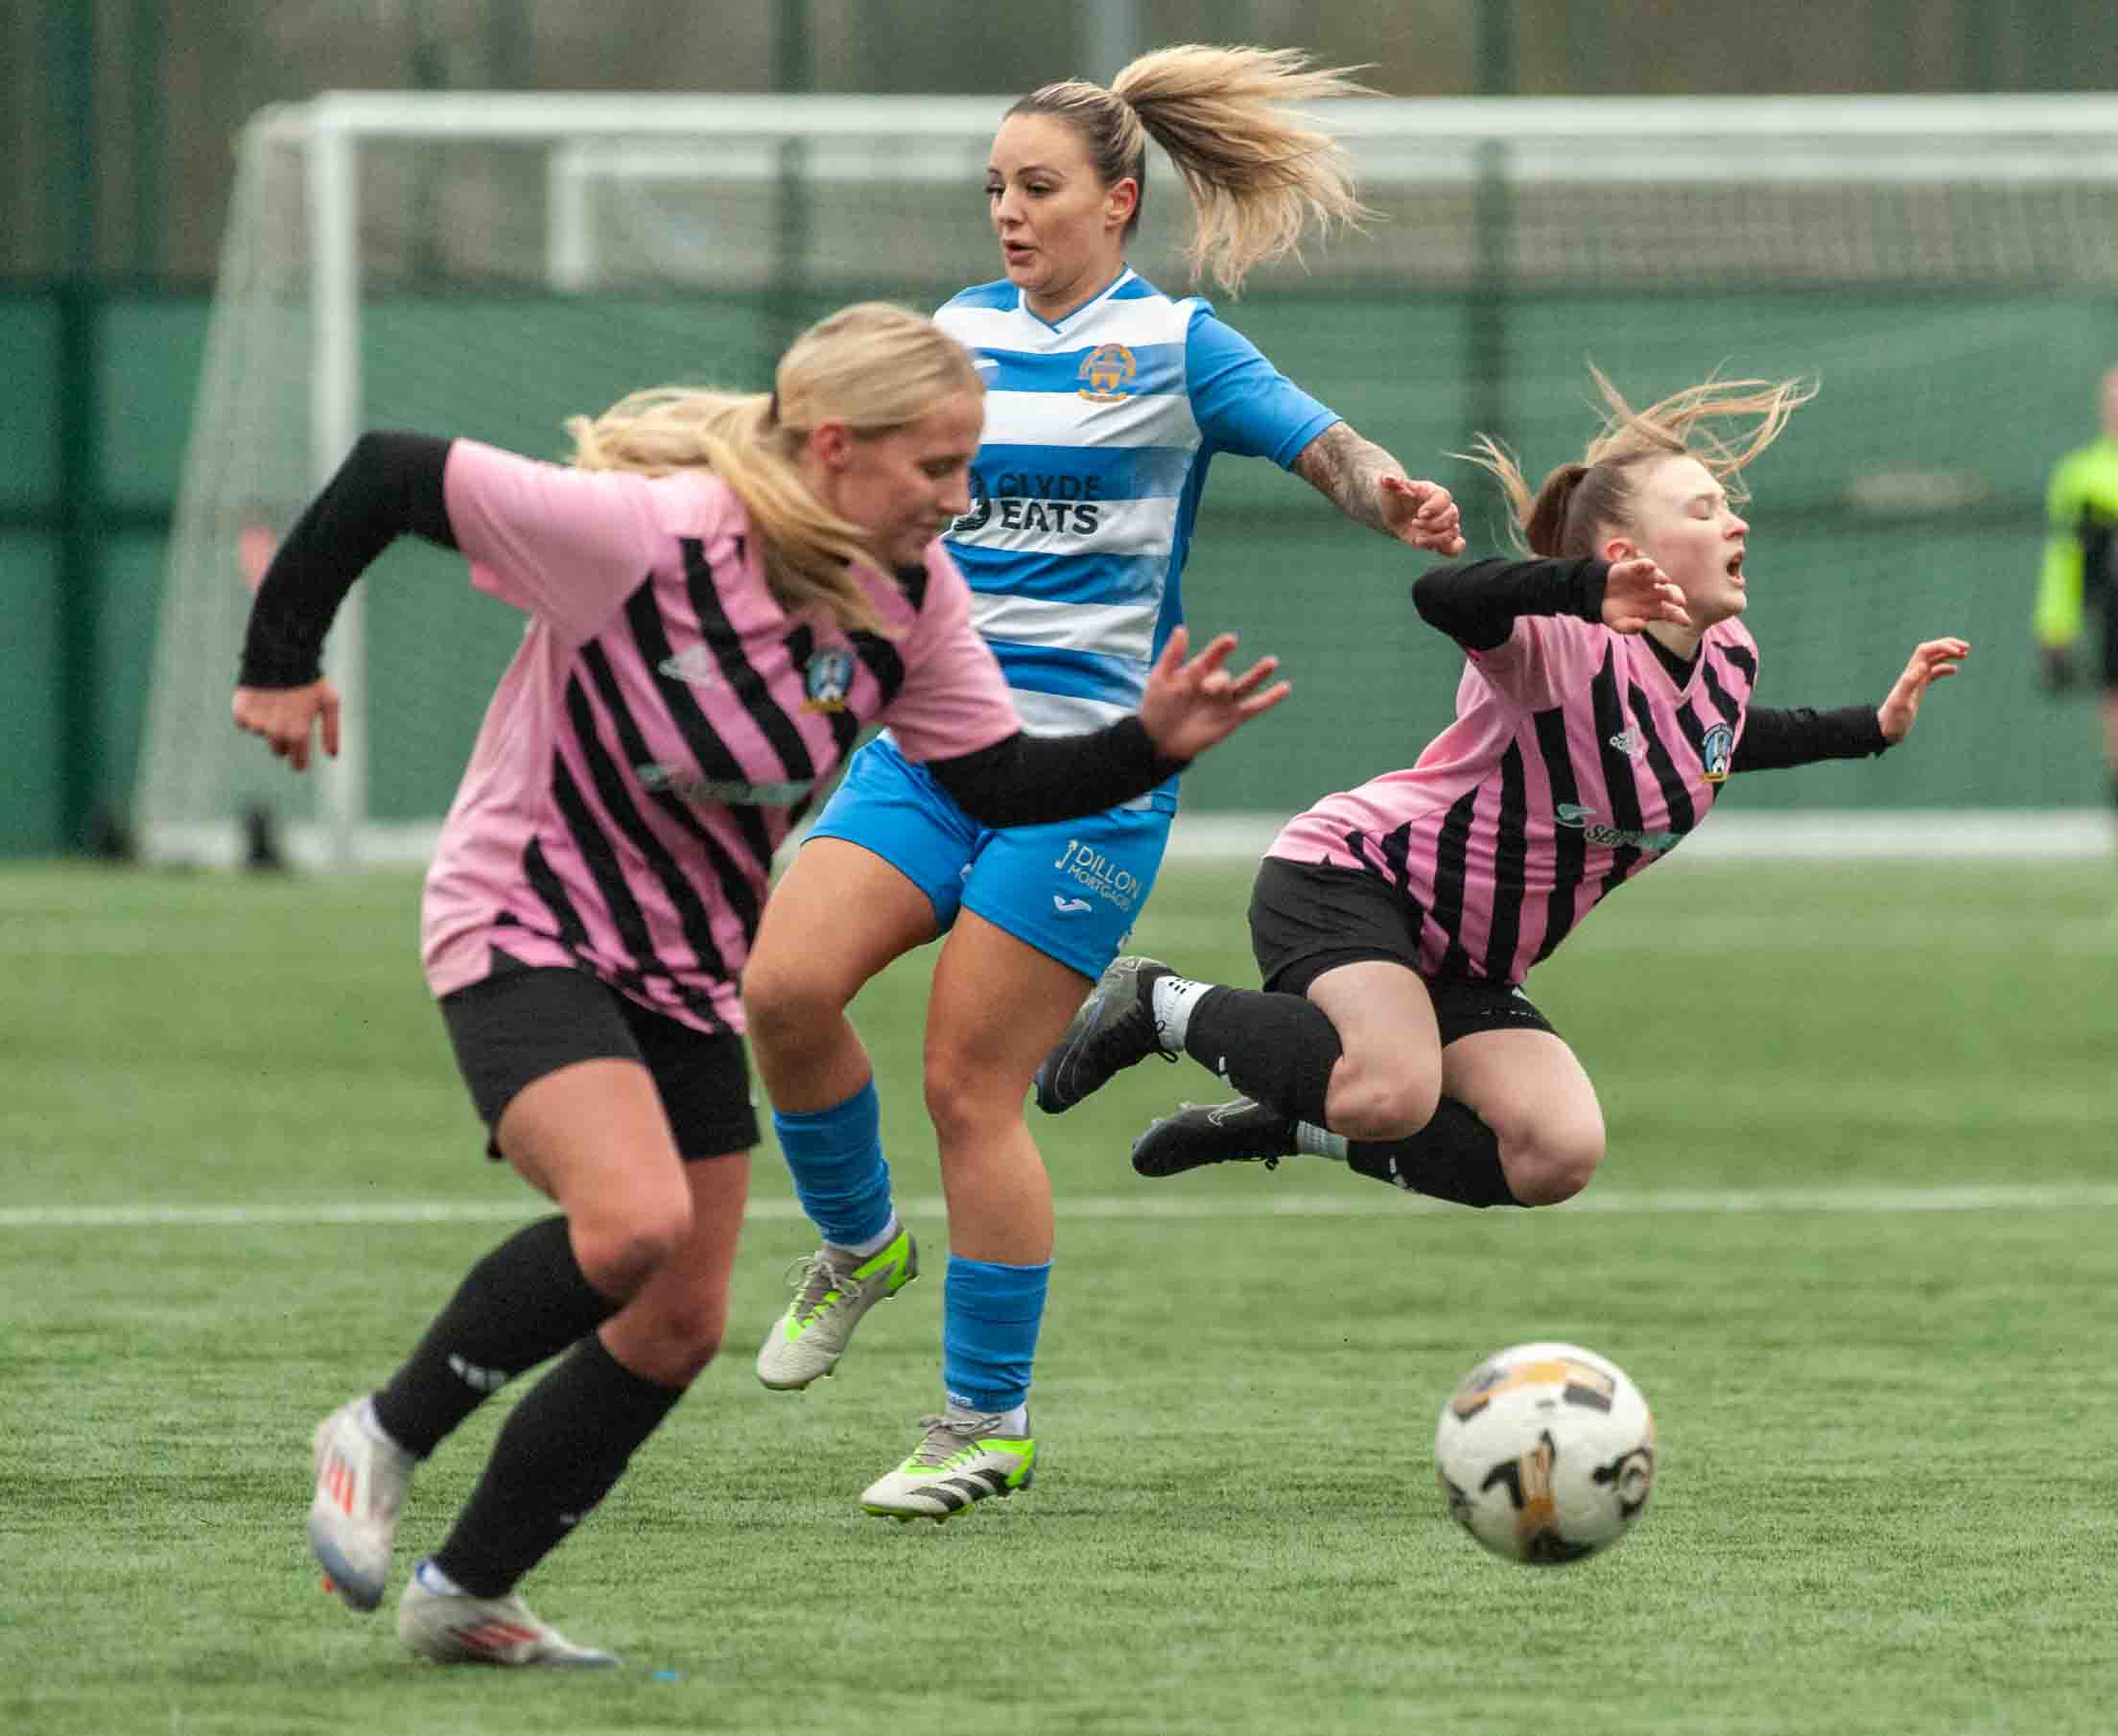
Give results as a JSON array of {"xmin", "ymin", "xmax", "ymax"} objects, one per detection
[
  {"xmin": 370, "ymin": 1215, "xmax": 625, "ymax": 1459},
  {"xmin": 1344, "ymin": 1097, "xmax": 1522, "ymax": 1208},
  {"xmin": 430, "ymin": 1333, "xmax": 686, "ymax": 1599},
  {"xmin": 1181, "ymin": 987, "xmax": 1344, "ymax": 1127}
]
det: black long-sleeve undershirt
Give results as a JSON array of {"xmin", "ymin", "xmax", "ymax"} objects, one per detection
[
  {"xmin": 923, "ymin": 719, "xmax": 1186, "ymax": 827},
  {"xmin": 238, "ymin": 432, "xmax": 457, "ymax": 688},
  {"xmin": 236, "ymin": 429, "xmax": 1188, "ymax": 830},
  {"xmin": 1410, "ymin": 554, "xmax": 1890, "ymax": 772},
  {"xmin": 1412, "ymin": 555, "xmax": 1608, "ymax": 649},
  {"xmin": 1729, "ymin": 704, "xmax": 1886, "ymax": 771}
]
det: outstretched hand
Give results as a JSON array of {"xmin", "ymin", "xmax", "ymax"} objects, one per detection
[
  {"xmin": 1378, "ymin": 475, "xmax": 1467, "ymax": 556},
  {"xmin": 1602, "ymin": 556, "xmax": 1693, "ymax": 634},
  {"xmin": 1136, "ymin": 626, "xmax": 1290, "ymax": 762},
  {"xmin": 233, "ymin": 680, "xmax": 341, "ymax": 773},
  {"xmin": 1877, "ymin": 638, "xmax": 1969, "ymax": 743}
]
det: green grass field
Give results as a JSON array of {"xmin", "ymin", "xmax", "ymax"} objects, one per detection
[{"xmin": 3, "ymin": 857, "xmax": 2115, "ymax": 1736}]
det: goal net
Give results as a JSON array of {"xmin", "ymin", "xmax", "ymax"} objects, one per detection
[{"xmin": 140, "ymin": 92, "xmax": 2118, "ymax": 867}]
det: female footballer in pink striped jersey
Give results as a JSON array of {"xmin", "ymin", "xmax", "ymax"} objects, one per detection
[
  {"xmin": 231, "ymin": 303, "xmax": 1283, "ymax": 1669},
  {"xmin": 1036, "ymin": 368, "xmax": 1968, "ymax": 1207}
]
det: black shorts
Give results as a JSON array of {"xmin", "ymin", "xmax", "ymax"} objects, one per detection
[
  {"xmin": 1247, "ymin": 856, "xmax": 1560, "ymax": 1047},
  {"xmin": 438, "ymin": 954, "xmax": 759, "ymax": 1161}
]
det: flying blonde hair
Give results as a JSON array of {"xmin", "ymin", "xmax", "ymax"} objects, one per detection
[
  {"xmin": 1009, "ymin": 44, "xmax": 1377, "ymax": 295},
  {"xmin": 565, "ymin": 303, "xmax": 984, "ymax": 636},
  {"xmin": 1460, "ymin": 365, "xmax": 1820, "ymax": 558}
]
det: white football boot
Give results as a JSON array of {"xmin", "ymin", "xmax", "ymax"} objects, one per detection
[
  {"xmin": 755, "ymin": 1226, "xmax": 918, "ymax": 1391},
  {"xmin": 396, "ymin": 1561, "xmax": 619, "ymax": 1668},
  {"xmin": 859, "ymin": 1410, "xmax": 1037, "ymax": 1523},
  {"xmin": 307, "ymin": 1399, "xmax": 415, "ymax": 1612}
]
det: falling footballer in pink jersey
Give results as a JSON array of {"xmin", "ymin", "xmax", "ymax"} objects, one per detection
[
  {"xmin": 1036, "ymin": 367, "xmax": 1970, "ymax": 1211},
  {"xmin": 231, "ymin": 303, "xmax": 1284, "ymax": 1666}
]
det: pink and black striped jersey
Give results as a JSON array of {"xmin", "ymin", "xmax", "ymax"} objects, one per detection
[
  {"xmin": 421, "ymin": 440, "xmax": 1020, "ymax": 1031},
  {"xmin": 1270, "ymin": 611, "xmax": 1759, "ymax": 986}
]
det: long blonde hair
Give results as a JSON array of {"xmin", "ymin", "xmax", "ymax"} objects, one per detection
[
  {"xmin": 1461, "ymin": 366, "xmax": 1819, "ymax": 558},
  {"xmin": 565, "ymin": 303, "xmax": 984, "ymax": 635},
  {"xmin": 1009, "ymin": 44, "xmax": 1376, "ymax": 295}
]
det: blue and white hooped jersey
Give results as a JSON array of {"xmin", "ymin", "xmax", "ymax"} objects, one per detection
[{"xmin": 934, "ymin": 269, "xmax": 1337, "ymax": 809}]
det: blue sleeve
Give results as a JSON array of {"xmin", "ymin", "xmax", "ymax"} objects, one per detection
[{"xmin": 1185, "ymin": 308, "xmax": 1339, "ymax": 468}]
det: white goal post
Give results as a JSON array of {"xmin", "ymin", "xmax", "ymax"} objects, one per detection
[{"xmin": 140, "ymin": 91, "xmax": 2118, "ymax": 869}]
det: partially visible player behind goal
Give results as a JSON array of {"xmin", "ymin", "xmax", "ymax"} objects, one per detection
[
  {"xmin": 2032, "ymin": 363, "xmax": 2118, "ymax": 832},
  {"xmin": 232, "ymin": 302, "xmax": 1284, "ymax": 1669},
  {"xmin": 1037, "ymin": 368, "xmax": 1969, "ymax": 1207}
]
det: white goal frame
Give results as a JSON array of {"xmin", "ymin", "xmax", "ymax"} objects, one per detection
[{"xmin": 153, "ymin": 91, "xmax": 2118, "ymax": 868}]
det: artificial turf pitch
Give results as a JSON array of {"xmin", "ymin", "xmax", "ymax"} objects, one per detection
[{"xmin": 2, "ymin": 857, "xmax": 2112, "ymax": 1735}]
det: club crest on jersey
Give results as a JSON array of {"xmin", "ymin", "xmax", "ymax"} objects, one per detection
[
  {"xmin": 1077, "ymin": 342, "xmax": 1137, "ymax": 403},
  {"xmin": 951, "ymin": 470, "xmax": 993, "ymax": 534},
  {"xmin": 1700, "ymin": 722, "xmax": 1735, "ymax": 785},
  {"xmin": 802, "ymin": 648, "xmax": 857, "ymax": 713}
]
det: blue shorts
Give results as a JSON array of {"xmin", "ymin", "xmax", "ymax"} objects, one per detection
[{"xmin": 806, "ymin": 736, "xmax": 1172, "ymax": 980}]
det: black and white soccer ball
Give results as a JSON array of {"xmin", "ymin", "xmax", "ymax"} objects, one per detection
[{"xmin": 1433, "ymin": 1341, "xmax": 1657, "ymax": 1565}]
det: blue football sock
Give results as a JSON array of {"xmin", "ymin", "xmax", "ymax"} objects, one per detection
[
  {"xmin": 772, "ymin": 1080, "xmax": 894, "ymax": 1250},
  {"xmin": 942, "ymin": 1255, "xmax": 1050, "ymax": 1416}
]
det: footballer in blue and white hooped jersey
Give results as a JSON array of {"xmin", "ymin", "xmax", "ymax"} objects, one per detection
[
  {"xmin": 754, "ymin": 51, "xmax": 1465, "ymax": 1529},
  {"xmin": 932, "ymin": 268, "xmax": 1338, "ymax": 784}
]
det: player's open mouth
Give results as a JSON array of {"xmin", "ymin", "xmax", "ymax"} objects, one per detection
[{"xmin": 1726, "ymin": 551, "xmax": 1744, "ymax": 578}]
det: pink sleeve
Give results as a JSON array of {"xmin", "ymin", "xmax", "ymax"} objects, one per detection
[
  {"xmin": 1465, "ymin": 614, "xmax": 1607, "ymax": 711},
  {"xmin": 879, "ymin": 550, "xmax": 1024, "ymax": 764},
  {"xmin": 442, "ymin": 440, "xmax": 669, "ymax": 645}
]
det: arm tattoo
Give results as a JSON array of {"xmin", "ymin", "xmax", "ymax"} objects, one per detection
[{"xmin": 1291, "ymin": 420, "xmax": 1398, "ymax": 536}]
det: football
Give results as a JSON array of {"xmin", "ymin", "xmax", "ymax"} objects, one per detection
[{"xmin": 1433, "ymin": 1341, "xmax": 1656, "ymax": 1565}]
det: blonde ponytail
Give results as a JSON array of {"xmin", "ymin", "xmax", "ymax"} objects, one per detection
[
  {"xmin": 1010, "ymin": 44, "xmax": 1376, "ymax": 296},
  {"xmin": 1459, "ymin": 365, "xmax": 1818, "ymax": 558}
]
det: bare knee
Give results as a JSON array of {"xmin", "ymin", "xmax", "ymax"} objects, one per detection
[
  {"xmin": 741, "ymin": 960, "xmax": 847, "ymax": 1068},
  {"xmin": 1325, "ymin": 1058, "xmax": 1441, "ymax": 1143},
  {"xmin": 922, "ymin": 987, "xmax": 1046, "ymax": 1149},
  {"xmin": 922, "ymin": 1040, "xmax": 1021, "ymax": 1149},
  {"xmin": 570, "ymin": 1194, "xmax": 694, "ymax": 1300},
  {"xmin": 1499, "ymin": 1123, "xmax": 1605, "ymax": 1207}
]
